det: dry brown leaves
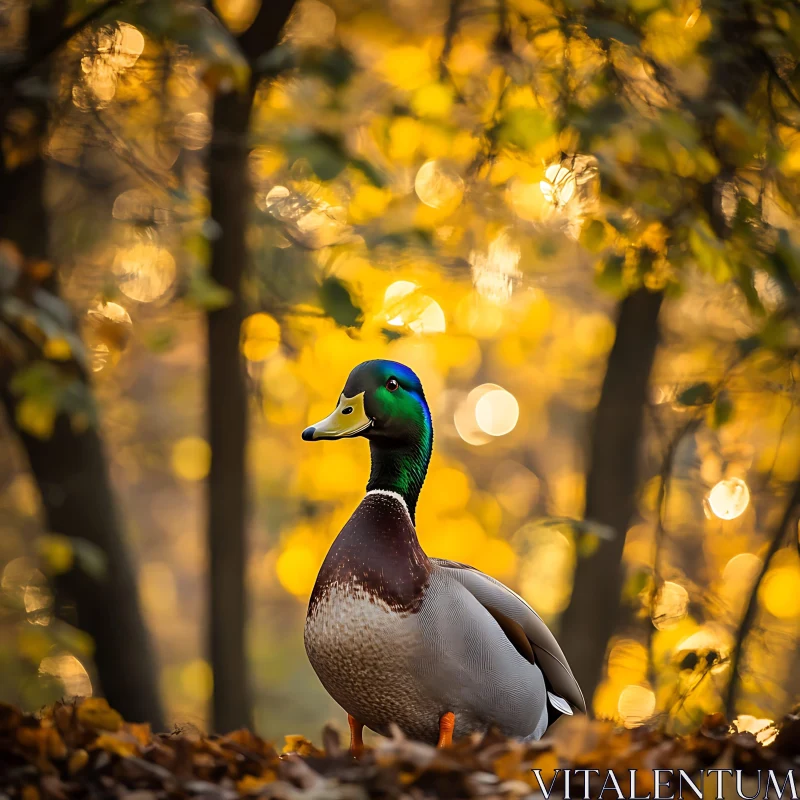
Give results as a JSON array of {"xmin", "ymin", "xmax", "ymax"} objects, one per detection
[{"xmin": 1, "ymin": 700, "xmax": 800, "ymax": 800}]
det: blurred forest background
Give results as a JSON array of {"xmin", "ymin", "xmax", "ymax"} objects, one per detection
[{"xmin": 1, "ymin": 0, "xmax": 800, "ymax": 745}]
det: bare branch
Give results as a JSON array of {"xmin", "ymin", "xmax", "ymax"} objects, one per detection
[
  {"xmin": 724, "ymin": 479, "xmax": 800, "ymax": 719},
  {"xmin": 440, "ymin": 0, "xmax": 463, "ymax": 79}
]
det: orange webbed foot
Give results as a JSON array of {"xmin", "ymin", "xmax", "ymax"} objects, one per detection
[
  {"xmin": 437, "ymin": 712, "xmax": 455, "ymax": 748},
  {"xmin": 348, "ymin": 714, "xmax": 364, "ymax": 757}
]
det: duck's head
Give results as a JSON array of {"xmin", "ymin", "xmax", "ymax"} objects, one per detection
[{"xmin": 302, "ymin": 360, "xmax": 432, "ymax": 519}]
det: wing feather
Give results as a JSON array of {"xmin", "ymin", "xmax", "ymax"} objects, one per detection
[{"xmin": 431, "ymin": 558, "xmax": 586, "ymax": 713}]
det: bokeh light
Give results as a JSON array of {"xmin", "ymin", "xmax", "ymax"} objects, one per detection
[
  {"xmin": 171, "ymin": 437, "xmax": 212, "ymax": 482},
  {"xmin": 38, "ymin": 655, "xmax": 92, "ymax": 697},
  {"xmin": 383, "ymin": 281, "xmax": 446, "ymax": 334},
  {"xmin": 113, "ymin": 242, "xmax": 176, "ymax": 303},
  {"xmin": 516, "ymin": 524, "xmax": 574, "ymax": 617},
  {"xmin": 213, "ymin": 0, "xmax": 261, "ymax": 34},
  {"xmin": 276, "ymin": 538, "xmax": 319, "ymax": 597},
  {"xmin": 723, "ymin": 552, "xmax": 762, "ymax": 585},
  {"xmin": 414, "ymin": 160, "xmax": 464, "ymax": 209},
  {"xmin": 761, "ymin": 565, "xmax": 800, "ymax": 619},
  {"xmin": 540, "ymin": 164, "xmax": 576, "ymax": 207},
  {"xmin": 707, "ymin": 478, "xmax": 750, "ymax": 520},
  {"xmin": 617, "ymin": 684, "xmax": 656, "ymax": 728},
  {"xmin": 733, "ymin": 715, "xmax": 778, "ymax": 746},
  {"xmin": 475, "ymin": 388, "xmax": 519, "ymax": 437},
  {"xmin": 85, "ymin": 301, "xmax": 133, "ymax": 373},
  {"xmin": 651, "ymin": 581, "xmax": 689, "ymax": 630},
  {"xmin": 242, "ymin": 313, "xmax": 281, "ymax": 362},
  {"xmin": 453, "ymin": 384, "xmax": 497, "ymax": 445},
  {"xmin": 469, "ymin": 230, "xmax": 521, "ymax": 304},
  {"xmin": 175, "ymin": 112, "xmax": 212, "ymax": 151}
]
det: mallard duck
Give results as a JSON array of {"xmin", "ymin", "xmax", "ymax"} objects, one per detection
[{"xmin": 302, "ymin": 359, "xmax": 585, "ymax": 753}]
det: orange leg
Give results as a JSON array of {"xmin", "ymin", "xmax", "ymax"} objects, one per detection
[
  {"xmin": 437, "ymin": 712, "xmax": 456, "ymax": 748},
  {"xmin": 348, "ymin": 714, "xmax": 364, "ymax": 757}
]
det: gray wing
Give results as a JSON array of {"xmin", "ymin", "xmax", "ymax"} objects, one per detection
[{"xmin": 431, "ymin": 558, "xmax": 586, "ymax": 714}]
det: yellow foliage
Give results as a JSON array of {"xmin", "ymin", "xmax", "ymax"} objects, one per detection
[
  {"xmin": 92, "ymin": 733, "xmax": 139, "ymax": 757},
  {"xmin": 573, "ymin": 313, "xmax": 616, "ymax": 360},
  {"xmin": 16, "ymin": 396, "xmax": 56, "ymax": 440},
  {"xmin": 349, "ymin": 185, "xmax": 391, "ymax": 223},
  {"xmin": 381, "ymin": 45, "xmax": 433, "ymax": 91},
  {"xmin": 18, "ymin": 628, "xmax": 53, "ymax": 663},
  {"xmin": 276, "ymin": 528, "xmax": 324, "ymax": 598},
  {"xmin": 387, "ymin": 116, "xmax": 422, "ymax": 163},
  {"xmin": 213, "ymin": 0, "xmax": 260, "ymax": 35},
  {"xmin": 43, "ymin": 338, "xmax": 72, "ymax": 361},
  {"xmin": 423, "ymin": 467, "xmax": 470, "ymax": 513},
  {"xmin": 171, "ymin": 437, "xmax": 212, "ymax": 482},
  {"xmin": 410, "ymin": 83, "xmax": 454, "ymax": 120},
  {"xmin": 241, "ymin": 313, "xmax": 280, "ymax": 362},
  {"xmin": 180, "ymin": 659, "xmax": 214, "ymax": 703},
  {"xmin": 761, "ymin": 564, "xmax": 800, "ymax": 619},
  {"xmin": 76, "ymin": 698, "xmax": 123, "ymax": 732},
  {"xmin": 607, "ymin": 639, "xmax": 649, "ymax": 685},
  {"xmin": 38, "ymin": 534, "xmax": 74, "ymax": 575}
]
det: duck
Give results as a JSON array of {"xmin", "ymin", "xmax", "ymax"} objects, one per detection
[{"xmin": 301, "ymin": 359, "xmax": 585, "ymax": 754}]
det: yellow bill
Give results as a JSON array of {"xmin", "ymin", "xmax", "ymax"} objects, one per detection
[{"xmin": 302, "ymin": 391, "xmax": 372, "ymax": 441}]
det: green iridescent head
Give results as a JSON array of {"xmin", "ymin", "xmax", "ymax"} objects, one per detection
[{"xmin": 302, "ymin": 360, "xmax": 433, "ymax": 519}]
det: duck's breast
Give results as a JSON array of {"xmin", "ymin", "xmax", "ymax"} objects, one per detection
[
  {"xmin": 304, "ymin": 491, "xmax": 441, "ymax": 739},
  {"xmin": 305, "ymin": 581, "xmax": 441, "ymax": 740}
]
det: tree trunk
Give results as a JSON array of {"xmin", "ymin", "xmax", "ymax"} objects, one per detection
[
  {"xmin": 560, "ymin": 288, "xmax": 663, "ymax": 707},
  {"xmin": 207, "ymin": 86, "xmax": 254, "ymax": 733},
  {"xmin": 0, "ymin": 2, "xmax": 163, "ymax": 727},
  {"xmin": 206, "ymin": 0, "xmax": 295, "ymax": 733},
  {"xmin": 0, "ymin": 394, "xmax": 166, "ymax": 727}
]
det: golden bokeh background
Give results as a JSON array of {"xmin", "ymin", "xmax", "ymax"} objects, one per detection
[{"xmin": 1, "ymin": 0, "xmax": 799, "ymax": 744}]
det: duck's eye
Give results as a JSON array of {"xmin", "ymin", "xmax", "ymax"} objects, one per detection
[{"xmin": 386, "ymin": 377, "xmax": 399, "ymax": 392}]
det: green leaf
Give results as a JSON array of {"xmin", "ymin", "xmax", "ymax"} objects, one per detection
[
  {"xmin": 319, "ymin": 277, "xmax": 363, "ymax": 328},
  {"xmin": 37, "ymin": 535, "xmax": 106, "ymax": 581},
  {"xmin": 761, "ymin": 315, "xmax": 790, "ymax": 350},
  {"xmin": 350, "ymin": 157, "xmax": 387, "ymax": 188},
  {"xmin": 594, "ymin": 254, "xmax": 625, "ymax": 296},
  {"xmin": 10, "ymin": 361, "xmax": 60, "ymax": 398},
  {"xmin": 145, "ymin": 327, "xmax": 176, "ymax": 353},
  {"xmin": 359, "ymin": 228, "xmax": 435, "ymax": 250},
  {"xmin": 584, "ymin": 18, "xmax": 641, "ymax": 46},
  {"xmin": 736, "ymin": 335, "xmax": 761, "ymax": 357},
  {"xmin": 255, "ymin": 42, "xmax": 297, "ymax": 77},
  {"xmin": 284, "ymin": 131, "xmax": 348, "ymax": 182},
  {"xmin": 570, "ymin": 97, "xmax": 626, "ymax": 137},
  {"xmin": 677, "ymin": 382, "xmax": 714, "ymax": 406},
  {"xmin": 38, "ymin": 535, "xmax": 74, "ymax": 575},
  {"xmin": 186, "ymin": 272, "xmax": 233, "ymax": 311},
  {"xmin": 308, "ymin": 46, "xmax": 357, "ymax": 87},
  {"xmin": 623, "ymin": 569, "xmax": 652, "ymax": 603},
  {"xmin": 381, "ymin": 327, "xmax": 404, "ymax": 342},
  {"xmin": 581, "ymin": 219, "xmax": 607, "ymax": 253},
  {"xmin": 689, "ymin": 222, "xmax": 729, "ymax": 281},
  {"xmin": 576, "ymin": 533, "xmax": 600, "ymax": 558},
  {"xmin": 50, "ymin": 620, "xmax": 94, "ymax": 658},
  {"xmin": 71, "ymin": 538, "xmax": 108, "ymax": 582},
  {"xmin": 534, "ymin": 516, "xmax": 616, "ymax": 541},
  {"xmin": 711, "ymin": 390, "xmax": 734, "ymax": 428},
  {"xmin": 496, "ymin": 108, "xmax": 554, "ymax": 152},
  {"xmin": 257, "ymin": 45, "xmax": 356, "ymax": 87}
]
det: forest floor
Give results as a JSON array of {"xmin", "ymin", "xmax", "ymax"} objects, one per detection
[{"xmin": 1, "ymin": 699, "xmax": 799, "ymax": 799}]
